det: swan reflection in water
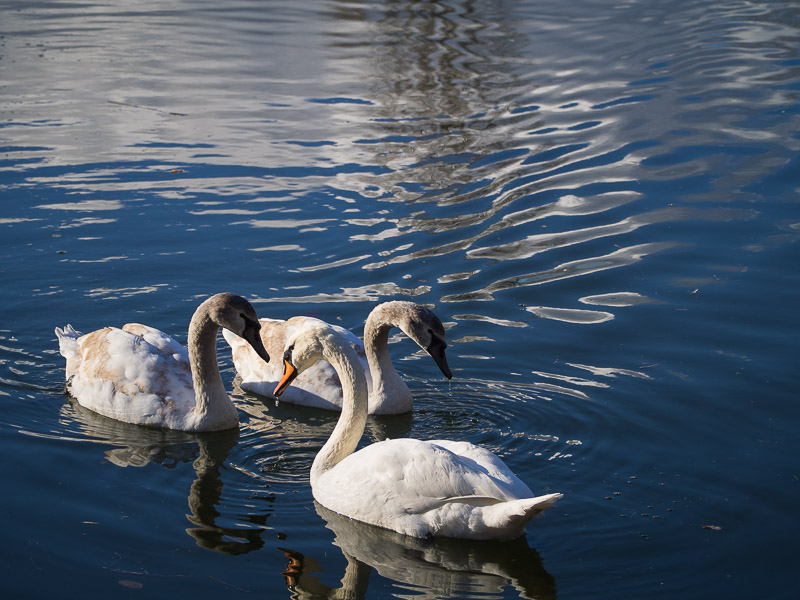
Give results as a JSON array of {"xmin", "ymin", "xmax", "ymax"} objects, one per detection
[
  {"xmin": 59, "ymin": 400, "xmax": 269, "ymax": 555},
  {"xmin": 279, "ymin": 502, "xmax": 557, "ymax": 600}
]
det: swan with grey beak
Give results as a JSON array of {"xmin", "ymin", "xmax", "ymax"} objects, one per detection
[{"xmin": 55, "ymin": 293, "xmax": 270, "ymax": 431}]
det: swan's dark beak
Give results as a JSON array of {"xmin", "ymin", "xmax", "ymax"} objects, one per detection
[
  {"xmin": 426, "ymin": 336, "xmax": 452, "ymax": 380},
  {"xmin": 274, "ymin": 358, "xmax": 299, "ymax": 397},
  {"xmin": 242, "ymin": 322, "xmax": 270, "ymax": 364}
]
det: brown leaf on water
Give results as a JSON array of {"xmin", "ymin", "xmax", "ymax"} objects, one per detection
[
  {"xmin": 119, "ymin": 580, "xmax": 143, "ymax": 589},
  {"xmin": 702, "ymin": 524, "xmax": 722, "ymax": 531}
]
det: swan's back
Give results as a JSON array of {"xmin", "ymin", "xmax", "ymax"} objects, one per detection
[
  {"xmin": 121, "ymin": 323, "xmax": 188, "ymax": 358},
  {"xmin": 424, "ymin": 439, "xmax": 535, "ymax": 495},
  {"xmin": 57, "ymin": 324, "xmax": 195, "ymax": 428},
  {"xmin": 315, "ymin": 439, "xmax": 530, "ymax": 507}
]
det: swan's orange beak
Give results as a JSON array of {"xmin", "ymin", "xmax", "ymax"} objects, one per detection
[{"xmin": 274, "ymin": 359, "xmax": 298, "ymax": 397}]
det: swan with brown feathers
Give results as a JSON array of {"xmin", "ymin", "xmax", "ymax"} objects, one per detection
[
  {"xmin": 223, "ymin": 301, "xmax": 452, "ymax": 414},
  {"xmin": 55, "ymin": 293, "xmax": 270, "ymax": 431}
]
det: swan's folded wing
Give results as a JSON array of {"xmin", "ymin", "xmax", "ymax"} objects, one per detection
[
  {"xmin": 122, "ymin": 323, "xmax": 188, "ymax": 360},
  {"xmin": 71, "ymin": 327, "xmax": 194, "ymax": 423},
  {"xmin": 316, "ymin": 438, "xmax": 530, "ymax": 519},
  {"xmin": 425, "ymin": 439, "xmax": 533, "ymax": 494},
  {"xmin": 329, "ymin": 323, "xmax": 368, "ymax": 362}
]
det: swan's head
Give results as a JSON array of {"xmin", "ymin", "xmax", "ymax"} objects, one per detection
[
  {"xmin": 205, "ymin": 293, "xmax": 270, "ymax": 364},
  {"xmin": 390, "ymin": 302, "xmax": 453, "ymax": 380},
  {"xmin": 274, "ymin": 320, "xmax": 338, "ymax": 397}
]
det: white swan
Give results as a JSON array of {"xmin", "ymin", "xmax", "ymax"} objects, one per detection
[
  {"xmin": 55, "ymin": 293, "xmax": 271, "ymax": 432},
  {"xmin": 223, "ymin": 301, "xmax": 452, "ymax": 414},
  {"xmin": 274, "ymin": 321, "xmax": 562, "ymax": 540}
]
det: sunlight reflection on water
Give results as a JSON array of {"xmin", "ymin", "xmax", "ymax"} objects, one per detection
[{"xmin": 2, "ymin": 0, "xmax": 799, "ymax": 598}]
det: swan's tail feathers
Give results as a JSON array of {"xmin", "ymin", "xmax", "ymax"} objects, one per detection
[
  {"xmin": 483, "ymin": 493, "xmax": 563, "ymax": 538},
  {"xmin": 55, "ymin": 324, "xmax": 80, "ymax": 359},
  {"xmin": 522, "ymin": 492, "xmax": 563, "ymax": 515}
]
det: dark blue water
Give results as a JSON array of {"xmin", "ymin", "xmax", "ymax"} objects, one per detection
[{"xmin": 2, "ymin": 1, "xmax": 799, "ymax": 598}]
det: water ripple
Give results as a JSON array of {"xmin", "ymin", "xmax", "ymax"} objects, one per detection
[
  {"xmin": 2, "ymin": 0, "xmax": 799, "ymax": 595},
  {"xmin": 441, "ymin": 242, "xmax": 683, "ymax": 302}
]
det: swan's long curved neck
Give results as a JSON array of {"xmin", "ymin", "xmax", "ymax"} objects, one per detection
[
  {"xmin": 187, "ymin": 303, "xmax": 228, "ymax": 424},
  {"xmin": 363, "ymin": 303, "xmax": 408, "ymax": 401},
  {"xmin": 311, "ymin": 336, "xmax": 369, "ymax": 485}
]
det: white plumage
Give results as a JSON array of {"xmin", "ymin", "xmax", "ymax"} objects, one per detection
[
  {"xmin": 223, "ymin": 301, "xmax": 451, "ymax": 414},
  {"xmin": 275, "ymin": 321, "xmax": 561, "ymax": 540},
  {"xmin": 55, "ymin": 293, "xmax": 270, "ymax": 431}
]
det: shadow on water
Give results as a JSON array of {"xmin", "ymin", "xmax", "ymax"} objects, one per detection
[
  {"xmin": 184, "ymin": 431, "xmax": 269, "ymax": 556},
  {"xmin": 278, "ymin": 502, "xmax": 556, "ymax": 600},
  {"xmin": 54, "ymin": 400, "xmax": 270, "ymax": 555}
]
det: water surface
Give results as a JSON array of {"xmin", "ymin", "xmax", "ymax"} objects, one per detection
[{"xmin": 1, "ymin": 1, "xmax": 799, "ymax": 598}]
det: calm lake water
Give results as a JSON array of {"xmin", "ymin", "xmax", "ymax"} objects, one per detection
[{"xmin": 2, "ymin": 1, "xmax": 799, "ymax": 598}]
